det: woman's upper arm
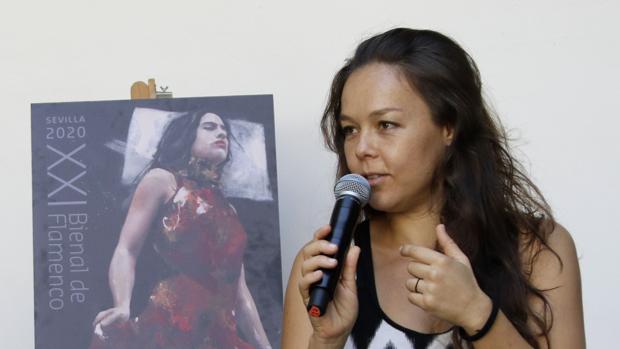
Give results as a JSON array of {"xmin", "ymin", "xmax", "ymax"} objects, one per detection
[
  {"xmin": 528, "ymin": 223, "xmax": 585, "ymax": 348},
  {"xmin": 281, "ymin": 250, "xmax": 313, "ymax": 348},
  {"xmin": 116, "ymin": 169, "xmax": 175, "ymax": 256}
]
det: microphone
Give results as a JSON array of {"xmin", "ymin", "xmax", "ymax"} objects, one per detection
[{"xmin": 307, "ymin": 174, "xmax": 371, "ymax": 317}]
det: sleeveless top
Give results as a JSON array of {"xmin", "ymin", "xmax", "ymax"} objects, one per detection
[
  {"xmin": 344, "ymin": 220, "xmax": 455, "ymax": 349},
  {"xmin": 90, "ymin": 173, "xmax": 255, "ymax": 349}
]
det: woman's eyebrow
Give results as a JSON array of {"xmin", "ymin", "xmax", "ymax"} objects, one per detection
[
  {"xmin": 369, "ymin": 107, "xmax": 403, "ymax": 117},
  {"xmin": 340, "ymin": 107, "xmax": 403, "ymax": 121},
  {"xmin": 199, "ymin": 121, "xmax": 225, "ymax": 128}
]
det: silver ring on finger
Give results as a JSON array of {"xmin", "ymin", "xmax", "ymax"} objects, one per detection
[{"xmin": 414, "ymin": 278, "xmax": 423, "ymax": 294}]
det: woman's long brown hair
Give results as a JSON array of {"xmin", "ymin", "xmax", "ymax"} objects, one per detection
[{"xmin": 321, "ymin": 28, "xmax": 560, "ymax": 348}]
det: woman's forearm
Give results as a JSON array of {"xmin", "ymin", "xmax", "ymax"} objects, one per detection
[
  {"xmin": 107, "ymin": 247, "xmax": 137, "ymax": 310},
  {"xmin": 236, "ymin": 290, "xmax": 271, "ymax": 348},
  {"xmin": 236, "ymin": 268, "xmax": 272, "ymax": 349}
]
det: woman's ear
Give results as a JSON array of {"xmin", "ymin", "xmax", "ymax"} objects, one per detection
[{"xmin": 443, "ymin": 125, "xmax": 454, "ymax": 146}]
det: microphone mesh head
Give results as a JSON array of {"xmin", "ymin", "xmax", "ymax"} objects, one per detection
[{"xmin": 334, "ymin": 174, "xmax": 371, "ymax": 206}]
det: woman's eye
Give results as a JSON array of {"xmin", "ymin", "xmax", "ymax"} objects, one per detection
[
  {"xmin": 341, "ymin": 125, "xmax": 356, "ymax": 136},
  {"xmin": 379, "ymin": 121, "xmax": 396, "ymax": 130}
]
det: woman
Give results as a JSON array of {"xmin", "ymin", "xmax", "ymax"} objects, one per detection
[
  {"xmin": 91, "ymin": 110, "xmax": 272, "ymax": 349},
  {"xmin": 282, "ymin": 29, "xmax": 585, "ymax": 348}
]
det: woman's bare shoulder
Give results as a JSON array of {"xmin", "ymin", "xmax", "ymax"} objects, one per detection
[
  {"xmin": 136, "ymin": 168, "xmax": 177, "ymax": 201},
  {"xmin": 143, "ymin": 168, "xmax": 175, "ymax": 181},
  {"xmin": 140, "ymin": 168, "xmax": 175, "ymax": 185},
  {"xmin": 544, "ymin": 222, "xmax": 577, "ymax": 261},
  {"xmin": 521, "ymin": 220, "xmax": 579, "ymax": 289}
]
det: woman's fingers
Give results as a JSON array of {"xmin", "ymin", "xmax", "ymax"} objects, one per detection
[
  {"xmin": 297, "ymin": 225, "xmax": 358, "ymax": 313},
  {"xmin": 301, "ymin": 254, "xmax": 338, "ymax": 276},
  {"xmin": 92, "ymin": 308, "xmax": 113, "ymax": 327},
  {"xmin": 99, "ymin": 313, "xmax": 118, "ymax": 328},
  {"xmin": 298, "ymin": 249, "xmax": 342, "ymax": 300},
  {"xmin": 406, "ymin": 261, "xmax": 433, "ymax": 280},
  {"xmin": 298, "ymin": 269, "xmax": 324, "ymax": 300},
  {"xmin": 300, "ymin": 225, "xmax": 338, "ymax": 280},
  {"xmin": 400, "ymin": 244, "xmax": 445, "ymax": 265},
  {"xmin": 313, "ymin": 224, "xmax": 332, "ymax": 240},
  {"xmin": 405, "ymin": 278, "xmax": 436, "ymax": 310},
  {"xmin": 93, "ymin": 308, "xmax": 130, "ymax": 329},
  {"xmin": 93, "ymin": 323, "xmax": 106, "ymax": 338},
  {"xmin": 405, "ymin": 277, "xmax": 428, "ymax": 294},
  {"xmin": 340, "ymin": 245, "xmax": 360, "ymax": 289},
  {"xmin": 407, "ymin": 291, "xmax": 426, "ymax": 309},
  {"xmin": 301, "ymin": 240, "xmax": 338, "ymax": 265},
  {"xmin": 99, "ymin": 310, "xmax": 127, "ymax": 328},
  {"xmin": 436, "ymin": 224, "xmax": 470, "ymax": 266}
]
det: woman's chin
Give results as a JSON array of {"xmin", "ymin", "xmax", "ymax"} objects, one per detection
[
  {"xmin": 368, "ymin": 197, "xmax": 395, "ymax": 213},
  {"xmin": 201, "ymin": 153, "xmax": 227, "ymax": 167}
]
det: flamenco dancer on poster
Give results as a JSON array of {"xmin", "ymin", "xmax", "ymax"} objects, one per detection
[{"xmin": 90, "ymin": 111, "xmax": 272, "ymax": 349}]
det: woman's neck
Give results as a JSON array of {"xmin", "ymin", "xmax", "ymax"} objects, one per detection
[
  {"xmin": 186, "ymin": 159, "xmax": 220, "ymax": 184},
  {"xmin": 371, "ymin": 208, "xmax": 441, "ymax": 250}
]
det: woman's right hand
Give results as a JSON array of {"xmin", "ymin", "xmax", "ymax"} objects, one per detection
[
  {"xmin": 298, "ymin": 225, "xmax": 361, "ymax": 346},
  {"xmin": 92, "ymin": 306, "xmax": 130, "ymax": 335}
]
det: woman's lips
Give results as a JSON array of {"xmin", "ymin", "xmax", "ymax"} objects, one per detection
[
  {"xmin": 365, "ymin": 174, "xmax": 387, "ymax": 186},
  {"xmin": 213, "ymin": 140, "xmax": 227, "ymax": 148}
]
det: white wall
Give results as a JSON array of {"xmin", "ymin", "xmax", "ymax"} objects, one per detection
[{"xmin": 1, "ymin": 0, "xmax": 618, "ymax": 347}]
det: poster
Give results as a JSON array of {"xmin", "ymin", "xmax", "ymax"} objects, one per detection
[{"xmin": 31, "ymin": 95, "xmax": 281, "ymax": 348}]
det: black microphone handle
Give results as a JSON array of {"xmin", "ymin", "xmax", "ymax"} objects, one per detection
[{"xmin": 307, "ymin": 195, "xmax": 361, "ymax": 317}]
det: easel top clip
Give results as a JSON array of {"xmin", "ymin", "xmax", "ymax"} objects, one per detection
[{"xmin": 130, "ymin": 78, "xmax": 173, "ymax": 99}]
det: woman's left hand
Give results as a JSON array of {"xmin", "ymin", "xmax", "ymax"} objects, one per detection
[{"xmin": 399, "ymin": 224, "xmax": 492, "ymax": 333}]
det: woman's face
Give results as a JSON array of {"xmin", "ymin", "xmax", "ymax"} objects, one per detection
[
  {"xmin": 340, "ymin": 63, "xmax": 453, "ymax": 214},
  {"xmin": 191, "ymin": 113, "xmax": 229, "ymax": 167}
]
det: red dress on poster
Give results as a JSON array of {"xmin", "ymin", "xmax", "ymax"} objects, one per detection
[{"xmin": 90, "ymin": 175, "xmax": 255, "ymax": 349}]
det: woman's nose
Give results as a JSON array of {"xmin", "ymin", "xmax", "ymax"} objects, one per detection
[
  {"xmin": 354, "ymin": 130, "xmax": 378, "ymax": 159},
  {"xmin": 216, "ymin": 127, "xmax": 227, "ymax": 139}
]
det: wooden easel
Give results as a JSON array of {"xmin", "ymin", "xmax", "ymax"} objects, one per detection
[{"xmin": 130, "ymin": 79, "xmax": 173, "ymax": 99}]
